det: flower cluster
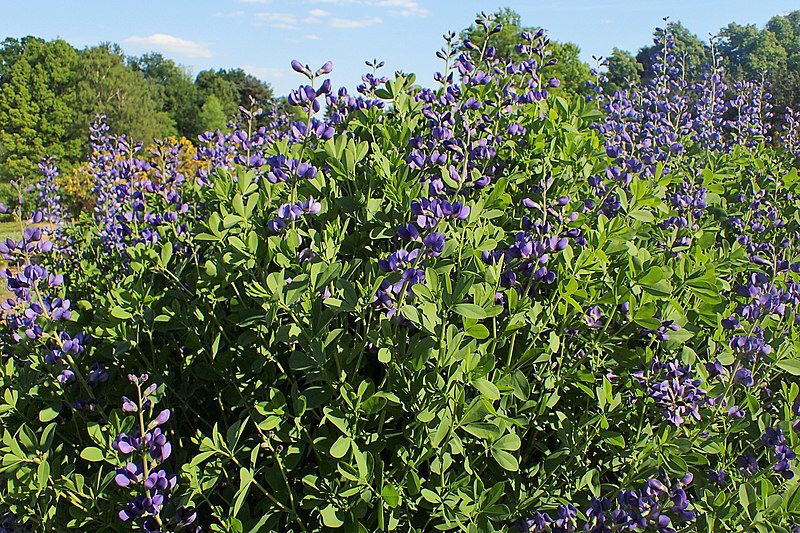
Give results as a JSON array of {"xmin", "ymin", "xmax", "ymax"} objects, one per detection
[
  {"xmin": 89, "ymin": 117, "xmax": 190, "ymax": 257},
  {"xmin": 517, "ymin": 471, "xmax": 696, "ymax": 532},
  {"xmin": 0, "ymin": 178, "xmax": 102, "ymax": 414},
  {"xmin": 113, "ymin": 374, "xmax": 198, "ymax": 532},
  {"xmin": 267, "ymin": 197, "xmax": 322, "ymax": 233},
  {"xmin": 373, "ymin": 199, "xmax": 464, "ymax": 317},
  {"xmin": 634, "ymin": 359, "xmax": 707, "ymax": 426},
  {"xmin": 762, "ymin": 426, "xmax": 796, "ymax": 479}
]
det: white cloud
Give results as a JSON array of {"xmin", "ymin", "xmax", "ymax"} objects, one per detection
[
  {"xmin": 330, "ymin": 16, "xmax": 382, "ymax": 28},
  {"xmin": 308, "ymin": 0, "xmax": 428, "ymax": 17},
  {"xmin": 213, "ymin": 10, "xmax": 245, "ymax": 17},
  {"xmin": 376, "ymin": 0, "xmax": 428, "ymax": 17},
  {"xmin": 124, "ymin": 33, "xmax": 213, "ymax": 58},
  {"xmin": 304, "ymin": 34, "xmax": 322, "ymax": 40},
  {"xmin": 303, "ymin": 11, "xmax": 325, "ymax": 24},
  {"xmin": 243, "ymin": 65, "xmax": 285, "ymax": 80},
  {"xmin": 255, "ymin": 11, "xmax": 299, "ymax": 28}
]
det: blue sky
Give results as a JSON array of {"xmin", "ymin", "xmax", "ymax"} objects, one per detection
[{"xmin": 2, "ymin": 1, "xmax": 798, "ymax": 96}]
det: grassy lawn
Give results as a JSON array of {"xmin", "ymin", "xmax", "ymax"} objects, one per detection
[{"xmin": 0, "ymin": 220, "xmax": 20, "ymax": 242}]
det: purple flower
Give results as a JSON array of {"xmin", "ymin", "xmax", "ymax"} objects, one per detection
[
  {"xmin": 708, "ymin": 470, "xmax": 726, "ymax": 486},
  {"xmin": 115, "ymin": 462, "xmax": 143, "ymax": 488},
  {"xmin": 586, "ymin": 305, "xmax": 603, "ymax": 328},
  {"xmin": 423, "ymin": 232, "xmax": 445, "ymax": 256},
  {"xmin": 291, "ymin": 60, "xmax": 307, "ymax": 74},
  {"xmin": 734, "ymin": 367, "xmax": 754, "ymax": 387},
  {"xmin": 737, "ymin": 453, "xmax": 759, "ymax": 476}
]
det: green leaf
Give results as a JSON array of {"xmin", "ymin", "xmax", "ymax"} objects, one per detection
[
  {"xmin": 38, "ymin": 406, "xmax": 60, "ymax": 423},
  {"xmin": 464, "ymin": 323, "xmax": 490, "ymax": 339},
  {"xmin": 490, "ymin": 448, "xmax": 519, "ymax": 471},
  {"xmin": 36, "ymin": 460, "xmax": 50, "ymax": 490},
  {"xmin": 330, "ymin": 436, "xmax": 351, "ymax": 459},
  {"xmin": 776, "ymin": 360, "xmax": 800, "ymax": 376},
  {"xmin": 159, "ymin": 242, "xmax": 172, "ymax": 267},
  {"xmin": 110, "ymin": 306, "xmax": 132, "ymax": 320},
  {"xmin": 473, "ymin": 378, "xmax": 500, "ymax": 401},
  {"xmin": 603, "ymin": 432, "xmax": 626, "ymax": 448},
  {"xmin": 233, "ymin": 467, "xmax": 253, "ymax": 517},
  {"xmin": 80, "ymin": 447, "xmax": 105, "ymax": 462},
  {"xmin": 494, "ymin": 433, "xmax": 521, "ymax": 451},
  {"xmin": 431, "ymin": 411, "xmax": 452, "ymax": 448},
  {"xmin": 638, "ymin": 266, "xmax": 663, "ymax": 285},
  {"xmin": 641, "ymin": 279, "xmax": 673, "ymax": 297},
  {"xmin": 783, "ymin": 480, "xmax": 800, "ymax": 512},
  {"xmin": 628, "ymin": 208, "xmax": 654, "ymax": 222},
  {"xmin": 453, "ymin": 303, "xmax": 488, "ymax": 320},
  {"xmin": 381, "ymin": 484, "xmax": 400, "ymax": 508},
  {"xmin": 321, "ymin": 504, "xmax": 344, "ymax": 528},
  {"xmin": 462, "ymin": 422, "xmax": 500, "ymax": 440},
  {"xmin": 740, "ymin": 482, "xmax": 756, "ymax": 519}
]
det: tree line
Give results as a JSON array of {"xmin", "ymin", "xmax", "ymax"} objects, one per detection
[
  {"xmin": 0, "ymin": 37, "xmax": 282, "ymax": 182},
  {"xmin": 461, "ymin": 9, "xmax": 800, "ymax": 115},
  {"xmin": 1, "ymin": 9, "xmax": 799, "ymax": 183}
]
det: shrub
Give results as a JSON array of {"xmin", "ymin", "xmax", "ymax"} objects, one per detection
[{"xmin": 3, "ymin": 20, "xmax": 800, "ymax": 533}]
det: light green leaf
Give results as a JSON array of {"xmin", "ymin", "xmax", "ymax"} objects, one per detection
[
  {"xmin": 473, "ymin": 378, "xmax": 500, "ymax": 401},
  {"xmin": 330, "ymin": 436, "xmax": 351, "ymax": 458},
  {"xmin": 490, "ymin": 448, "xmax": 519, "ymax": 471},
  {"xmin": 80, "ymin": 447, "xmax": 105, "ymax": 462},
  {"xmin": 453, "ymin": 303, "xmax": 488, "ymax": 320}
]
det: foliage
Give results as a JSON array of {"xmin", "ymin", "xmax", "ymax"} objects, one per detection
[
  {"xmin": 603, "ymin": 48, "xmax": 642, "ymax": 94},
  {"xmin": 4, "ymin": 20, "xmax": 800, "ymax": 533},
  {"xmin": 0, "ymin": 37, "xmax": 81, "ymax": 181},
  {"xmin": 458, "ymin": 9, "xmax": 592, "ymax": 100},
  {"xmin": 635, "ymin": 21, "xmax": 710, "ymax": 85},
  {"xmin": 75, "ymin": 43, "xmax": 175, "ymax": 142},
  {"xmin": 605, "ymin": 12, "xmax": 800, "ymax": 118},
  {"xmin": 198, "ymin": 95, "xmax": 228, "ymax": 133},
  {"xmin": 131, "ymin": 53, "xmax": 203, "ymax": 142},
  {"xmin": 0, "ymin": 37, "xmax": 282, "ymax": 190}
]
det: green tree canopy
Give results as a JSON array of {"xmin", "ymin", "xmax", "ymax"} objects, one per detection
[
  {"xmin": 763, "ymin": 11, "xmax": 800, "ymax": 112},
  {"xmin": 458, "ymin": 8, "xmax": 592, "ymax": 99},
  {"xmin": 603, "ymin": 48, "xmax": 641, "ymax": 94},
  {"xmin": 130, "ymin": 52, "xmax": 202, "ymax": 139},
  {"xmin": 0, "ymin": 37, "xmax": 80, "ymax": 180},
  {"xmin": 198, "ymin": 94, "xmax": 228, "ymax": 132},
  {"xmin": 75, "ymin": 43, "xmax": 173, "ymax": 143}
]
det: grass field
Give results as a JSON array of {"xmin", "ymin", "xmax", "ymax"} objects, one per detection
[{"xmin": 0, "ymin": 220, "xmax": 20, "ymax": 241}]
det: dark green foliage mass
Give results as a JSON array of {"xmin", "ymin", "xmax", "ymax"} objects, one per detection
[
  {"xmin": 603, "ymin": 11, "xmax": 800, "ymax": 116},
  {"xmin": 131, "ymin": 52, "xmax": 203, "ymax": 140},
  {"xmin": 458, "ymin": 8, "xmax": 593, "ymax": 99},
  {"xmin": 603, "ymin": 48, "xmax": 641, "ymax": 94},
  {"xmin": 0, "ymin": 37, "xmax": 80, "ymax": 181},
  {"xmin": 635, "ymin": 22, "xmax": 710, "ymax": 84},
  {"xmin": 0, "ymin": 37, "xmax": 280, "ymax": 184},
  {"xmin": 75, "ymin": 44, "xmax": 174, "ymax": 142}
]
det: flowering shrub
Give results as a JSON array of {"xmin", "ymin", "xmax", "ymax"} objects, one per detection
[{"xmin": 3, "ymin": 19, "xmax": 800, "ymax": 532}]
